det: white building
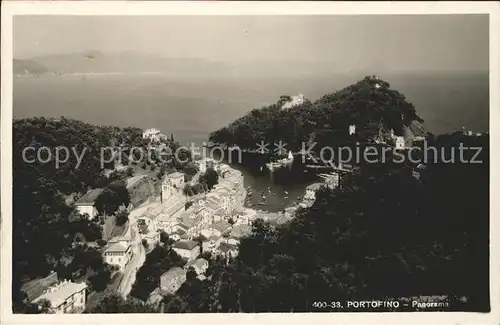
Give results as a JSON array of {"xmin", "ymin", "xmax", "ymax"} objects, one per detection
[
  {"xmin": 32, "ymin": 280, "xmax": 87, "ymax": 314},
  {"xmin": 74, "ymin": 188, "xmax": 103, "ymax": 219},
  {"xmin": 162, "ymin": 172, "xmax": 185, "ymax": 203},
  {"xmin": 172, "ymin": 240, "xmax": 200, "ymax": 261},
  {"xmin": 304, "ymin": 183, "xmax": 322, "ymax": 201},
  {"xmin": 142, "ymin": 128, "xmax": 161, "ymax": 142},
  {"xmin": 394, "ymin": 136, "xmax": 406, "ymax": 150},
  {"xmin": 103, "ymin": 241, "xmax": 132, "ymax": 270}
]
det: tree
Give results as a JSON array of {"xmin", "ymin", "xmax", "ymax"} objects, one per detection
[
  {"xmin": 115, "ymin": 208, "xmax": 129, "ymax": 227},
  {"xmin": 89, "ymin": 292, "xmax": 158, "ymax": 313},
  {"xmin": 142, "ymin": 239, "xmax": 149, "ymax": 251},
  {"xmin": 88, "ymin": 269, "xmax": 111, "ymax": 292}
]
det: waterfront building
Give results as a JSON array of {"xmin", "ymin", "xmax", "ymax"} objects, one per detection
[
  {"xmin": 394, "ymin": 136, "xmax": 406, "ymax": 150},
  {"xmin": 74, "ymin": 188, "xmax": 103, "ymax": 219},
  {"xmin": 305, "ymin": 183, "xmax": 323, "ymax": 201},
  {"xmin": 142, "ymin": 128, "xmax": 161, "ymax": 142},
  {"xmin": 160, "ymin": 267, "xmax": 186, "ymax": 294},
  {"xmin": 32, "ymin": 279, "xmax": 87, "ymax": 314},
  {"xmin": 172, "ymin": 240, "xmax": 200, "ymax": 260}
]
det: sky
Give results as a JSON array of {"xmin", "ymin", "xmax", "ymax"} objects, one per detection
[{"xmin": 14, "ymin": 15, "xmax": 489, "ymax": 73}]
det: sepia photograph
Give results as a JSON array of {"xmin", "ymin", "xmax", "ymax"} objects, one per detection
[{"xmin": 1, "ymin": 1, "xmax": 499, "ymax": 324}]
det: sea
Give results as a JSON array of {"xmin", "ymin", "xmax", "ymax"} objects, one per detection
[{"xmin": 13, "ymin": 72, "xmax": 489, "ymax": 212}]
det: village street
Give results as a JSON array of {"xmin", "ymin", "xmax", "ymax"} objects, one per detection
[{"xmin": 117, "ymin": 200, "xmax": 159, "ymax": 298}]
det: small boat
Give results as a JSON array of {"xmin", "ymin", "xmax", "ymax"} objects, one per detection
[
  {"xmin": 260, "ymin": 166, "xmax": 263, "ymax": 172},
  {"xmin": 258, "ymin": 201, "xmax": 266, "ymax": 205},
  {"xmin": 284, "ymin": 191, "xmax": 289, "ymax": 195},
  {"xmin": 284, "ymin": 196, "xmax": 288, "ymax": 199}
]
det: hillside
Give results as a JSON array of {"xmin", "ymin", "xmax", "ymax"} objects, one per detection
[
  {"xmin": 13, "ymin": 59, "xmax": 49, "ymax": 75},
  {"xmin": 209, "ymin": 76, "xmax": 426, "ymax": 152}
]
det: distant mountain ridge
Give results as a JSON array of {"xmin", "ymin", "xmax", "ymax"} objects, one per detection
[
  {"xmin": 16, "ymin": 51, "xmax": 231, "ymax": 76},
  {"xmin": 13, "ymin": 59, "xmax": 49, "ymax": 75}
]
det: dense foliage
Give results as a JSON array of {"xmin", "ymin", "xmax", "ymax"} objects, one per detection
[
  {"xmin": 164, "ymin": 134, "xmax": 489, "ymax": 312},
  {"xmin": 12, "ymin": 117, "xmax": 188, "ymax": 312},
  {"xmin": 209, "ymin": 76, "xmax": 424, "ymax": 153},
  {"xmin": 130, "ymin": 245, "xmax": 185, "ymax": 302}
]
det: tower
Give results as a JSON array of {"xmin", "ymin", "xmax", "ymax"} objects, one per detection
[{"xmin": 161, "ymin": 177, "xmax": 172, "ymax": 203}]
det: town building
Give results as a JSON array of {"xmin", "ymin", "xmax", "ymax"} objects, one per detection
[
  {"xmin": 161, "ymin": 172, "xmax": 185, "ymax": 203},
  {"xmin": 142, "ymin": 128, "xmax": 162, "ymax": 142},
  {"xmin": 394, "ymin": 136, "xmax": 406, "ymax": 150},
  {"xmin": 143, "ymin": 230, "xmax": 160, "ymax": 247},
  {"xmin": 172, "ymin": 240, "xmax": 200, "ymax": 261},
  {"xmin": 184, "ymin": 258, "xmax": 209, "ymax": 275},
  {"xmin": 160, "ymin": 267, "xmax": 186, "ymax": 294},
  {"xmin": 74, "ymin": 188, "xmax": 103, "ymax": 219},
  {"xmin": 304, "ymin": 183, "xmax": 323, "ymax": 201},
  {"xmin": 103, "ymin": 240, "xmax": 132, "ymax": 270},
  {"xmin": 32, "ymin": 279, "xmax": 87, "ymax": 314}
]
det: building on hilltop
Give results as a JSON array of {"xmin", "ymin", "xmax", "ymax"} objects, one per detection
[
  {"xmin": 74, "ymin": 188, "xmax": 103, "ymax": 219},
  {"xmin": 32, "ymin": 279, "xmax": 87, "ymax": 314},
  {"xmin": 142, "ymin": 128, "xmax": 161, "ymax": 142}
]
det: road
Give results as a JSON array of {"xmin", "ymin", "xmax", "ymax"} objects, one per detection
[{"xmin": 117, "ymin": 200, "xmax": 159, "ymax": 298}]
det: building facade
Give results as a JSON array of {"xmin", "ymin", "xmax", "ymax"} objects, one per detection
[{"xmin": 32, "ymin": 280, "xmax": 87, "ymax": 314}]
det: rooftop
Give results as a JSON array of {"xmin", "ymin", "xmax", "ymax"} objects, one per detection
[
  {"xmin": 230, "ymin": 224, "xmax": 252, "ymax": 238},
  {"xmin": 211, "ymin": 220, "xmax": 231, "ymax": 233},
  {"xmin": 306, "ymin": 183, "xmax": 323, "ymax": 192},
  {"xmin": 168, "ymin": 172, "xmax": 185, "ymax": 179},
  {"xmin": 172, "ymin": 240, "xmax": 199, "ymax": 251},
  {"xmin": 218, "ymin": 242, "xmax": 238, "ymax": 253},
  {"xmin": 33, "ymin": 281, "xmax": 87, "ymax": 308},
  {"xmin": 158, "ymin": 200, "xmax": 185, "ymax": 222},
  {"xmin": 105, "ymin": 242, "xmax": 129, "ymax": 253},
  {"xmin": 161, "ymin": 267, "xmax": 186, "ymax": 280},
  {"xmin": 75, "ymin": 188, "xmax": 104, "ymax": 206},
  {"xmin": 185, "ymin": 258, "xmax": 208, "ymax": 270}
]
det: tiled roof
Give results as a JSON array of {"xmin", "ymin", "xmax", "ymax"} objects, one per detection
[
  {"xmin": 105, "ymin": 242, "xmax": 129, "ymax": 253},
  {"xmin": 33, "ymin": 281, "xmax": 87, "ymax": 308},
  {"xmin": 158, "ymin": 200, "xmax": 185, "ymax": 222},
  {"xmin": 211, "ymin": 220, "xmax": 231, "ymax": 233},
  {"xmin": 75, "ymin": 188, "xmax": 104, "ymax": 206},
  {"xmin": 172, "ymin": 240, "xmax": 199, "ymax": 251}
]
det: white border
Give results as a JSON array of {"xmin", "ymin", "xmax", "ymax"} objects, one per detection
[{"xmin": 1, "ymin": 2, "xmax": 499, "ymax": 325}]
